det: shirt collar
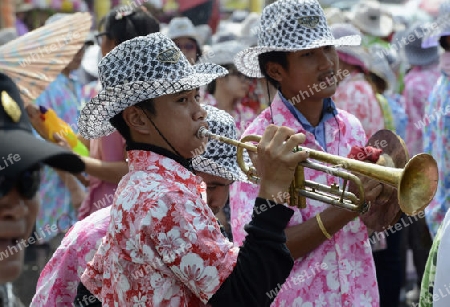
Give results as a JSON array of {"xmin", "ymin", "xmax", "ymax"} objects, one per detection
[
  {"xmin": 278, "ymin": 91, "xmax": 338, "ymax": 128},
  {"xmin": 126, "ymin": 142, "xmax": 194, "ymax": 172}
]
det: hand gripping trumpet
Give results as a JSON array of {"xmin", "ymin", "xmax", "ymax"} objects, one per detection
[{"xmin": 197, "ymin": 126, "xmax": 439, "ymax": 216}]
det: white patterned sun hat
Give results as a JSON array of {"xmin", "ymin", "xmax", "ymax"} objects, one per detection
[
  {"xmin": 164, "ymin": 17, "xmax": 202, "ymax": 47},
  {"xmin": 422, "ymin": 0, "xmax": 450, "ymax": 48},
  {"xmin": 192, "ymin": 105, "xmax": 247, "ymax": 182},
  {"xmin": 233, "ymin": 0, "xmax": 361, "ymax": 78},
  {"xmin": 201, "ymin": 40, "xmax": 249, "ymax": 66},
  {"xmin": 347, "ymin": 0, "xmax": 394, "ymax": 38},
  {"xmin": 78, "ymin": 32, "xmax": 228, "ymax": 139}
]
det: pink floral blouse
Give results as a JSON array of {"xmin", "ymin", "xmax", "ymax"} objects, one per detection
[
  {"xmin": 30, "ymin": 207, "xmax": 111, "ymax": 306},
  {"xmin": 402, "ymin": 64, "xmax": 441, "ymax": 157},
  {"xmin": 230, "ymin": 93, "xmax": 379, "ymax": 306},
  {"xmin": 333, "ymin": 72, "xmax": 384, "ymax": 138},
  {"xmin": 80, "ymin": 150, "xmax": 239, "ymax": 306}
]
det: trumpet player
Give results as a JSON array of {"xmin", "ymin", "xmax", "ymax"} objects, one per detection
[
  {"xmin": 231, "ymin": 0, "xmax": 384, "ymax": 306},
  {"xmin": 73, "ymin": 33, "xmax": 311, "ymax": 306}
]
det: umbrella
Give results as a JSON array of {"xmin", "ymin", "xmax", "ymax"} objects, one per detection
[{"xmin": 0, "ymin": 12, "xmax": 92, "ymax": 106}]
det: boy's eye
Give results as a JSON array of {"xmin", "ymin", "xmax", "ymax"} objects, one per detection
[
  {"xmin": 195, "ymin": 94, "xmax": 201, "ymax": 102},
  {"xmin": 301, "ymin": 51, "xmax": 312, "ymax": 57},
  {"xmin": 177, "ymin": 97, "xmax": 189, "ymax": 103}
]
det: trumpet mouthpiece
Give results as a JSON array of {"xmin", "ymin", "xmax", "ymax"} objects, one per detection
[{"xmin": 197, "ymin": 126, "xmax": 209, "ymax": 139}]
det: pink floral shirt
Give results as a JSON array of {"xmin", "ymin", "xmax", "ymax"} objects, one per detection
[
  {"xmin": 81, "ymin": 150, "xmax": 238, "ymax": 306},
  {"xmin": 333, "ymin": 72, "xmax": 384, "ymax": 138},
  {"xmin": 230, "ymin": 93, "xmax": 379, "ymax": 306},
  {"xmin": 402, "ymin": 64, "xmax": 441, "ymax": 157},
  {"xmin": 30, "ymin": 181, "xmax": 208, "ymax": 306},
  {"xmin": 30, "ymin": 207, "xmax": 111, "ymax": 306},
  {"xmin": 202, "ymin": 93, "xmax": 258, "ymax": 139}
]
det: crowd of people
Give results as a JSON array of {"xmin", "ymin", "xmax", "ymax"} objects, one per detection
[{"xmin": 1, "ymin": 0, "xmax": 450, "ymax": 306}]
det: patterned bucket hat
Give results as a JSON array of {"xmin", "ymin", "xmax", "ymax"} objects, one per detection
[
  {"xmin": 233, "ymin": 0, "xmax": 361, "ymax": 78},
  {"xmin": 192, "ymin": 105, "xmax": 247, "ymax": 182},
  {"xmin": 78, "ymin": 32, "xmax": 228, "ymax": 139}
]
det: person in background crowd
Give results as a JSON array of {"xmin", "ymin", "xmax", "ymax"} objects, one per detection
[
  {"xmin": 76, "ymin": 6, "xmax": 160, "ymax": 221},
  {"xmin": 421, "ymin": 1, "xmax": 450, "ymax": 238},
  {"xmin": 346, "ymin": 0, "xmax": 393, "ymax": 48},
  {"xmin": 75, "ymin": 32, "xmax": 310, "ymax": 306},
  {"xmin": 364, "ymin": 44, "xmax": 396, "ymax": 132},
  {"xmin": 0, "ymin": 72, "xmax": 84, "ymax": 307},
  {"xmin": 30, "ymin": 105, "xmax": 247, "ymax": 306},
  {"xmin": 203, "ymin": 40, "xmax": 256, "ymax": 139},
  {"xmin": 331, "ymin": 23, "xmax": 385, "ymax": 138},
  {"xmin": 31, "ymin": 13, "xmax": 92, "ymax": 241},
  {"xmin": 177, "ymin": 0, "xmax": 220, "ymax": 33},
  {"xmin": 165, "ymin": 16, "xmax": 203, "ymax": 64},
  {"xmin": 397, "ymin": 23, "xmax": 439, "ymax": 304},
  {"xmin": 419, "ymin": 2, "xmax": 450, "ymax": 306},
  {"xmin": 231, "ymin": 1, "xmax": 384, "ymax": 305}
]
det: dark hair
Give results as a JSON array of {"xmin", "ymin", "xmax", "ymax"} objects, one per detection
[
  {"xmin": 439, "ymin": 36, "xmax": 450, "ymax": 52},
  {"xmin": 258, "ymin": 51, "xmax": 289, "ymax": 89},
  {"xmin": 109, "ymin": 98, "xmax": 156, "ymax": 143},
  {"xmin": 206, "ymin": 64, "xmax": 234, "ymax": 94},
  {"xmin": 367, "ymin": 72, "xmax": 387, "ymax": 94},
  {"xmin": 99, "ymin": 6, "xmax": 160, "ymax": 45}
]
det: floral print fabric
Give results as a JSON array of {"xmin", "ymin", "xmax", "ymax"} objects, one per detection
[
  {"xmin": 230, "ymin": 93, "xmax": 379, "ymax": 306},
  {"xmin": 333, "ymin": 71, "xmax": 384, "ymax": 138},
  {"xmin": 423, "ymin": 72, "xmax": 450, "ymax": 237},
  {"xmin": 81, "ymin": 150, "xmax": 239, "ymax": 306},
  {"xmin": 30, "ymin": 207, "xmax": 110, "ymax": 306},
  {"xmin": 403, "ymin": 64, "xmax": 441, "ymax": 157}
]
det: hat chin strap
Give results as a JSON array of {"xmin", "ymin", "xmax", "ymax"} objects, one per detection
[{"xmin": 139, "ymin": 107, "xmax": 187, "ymax": 160}]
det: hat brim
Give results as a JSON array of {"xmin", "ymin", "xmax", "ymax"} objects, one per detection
[
  {"xmin": 0, "ymin": 129, "xmax": 85, "ymax": 177},
  {"xmin": 79, "ymin": 63, "xmax": 228, "ymax": 139},
  {"xmin": 350, "ymin": 13, "xmax": 393, "ymax": 38},
  {"xmin": 192, "ymin": 156, "xmax": 248, "ymax": 182},
  {"xmin": 234, "ymin": 35, "xmax": 361, "ymax": 78},
  {"xmin": 405, "ymin": 46, "xmax": 439, "ymax": 66}
]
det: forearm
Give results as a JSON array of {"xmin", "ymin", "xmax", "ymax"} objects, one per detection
[
  {"xmin": 81, "ymin": 156, "xmax": 128, "ymax": 184},
  {"xmin": 77, "ymin": 133, "xmax": 90, "ymax": 150},
  {"xmin": 55, "ymin": 170, "xmax": 86, "ymax": 208},
  {"xmin": 208, "ymin": 198, "xmax": 294, "ymax": 307},
  {"xmin": 286, "ymin": 206, "xmax": 359, "ymax": 259}
]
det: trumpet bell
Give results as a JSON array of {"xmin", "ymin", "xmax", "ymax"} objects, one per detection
[{"xmin": 398, "ymin": 153, "xmax": 438, "ymax": 215}]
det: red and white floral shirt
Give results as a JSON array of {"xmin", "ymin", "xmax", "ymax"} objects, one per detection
[{"xmin": 80, "ymin": 150, "xmax": 239, "ymax": 306}]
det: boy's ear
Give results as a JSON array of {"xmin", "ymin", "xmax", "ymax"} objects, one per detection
[
  {"xmin": 265, "ymin": 61, "xmax": 284, "ymax": 82},
  {"xmin": 122, "ymin": 106, "xmax": 151, "ymax": 135}
]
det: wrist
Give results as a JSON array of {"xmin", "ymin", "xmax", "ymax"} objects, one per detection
[{"xmin": 257, "ymin": 181, "xmax": 289, "ymax": 204}]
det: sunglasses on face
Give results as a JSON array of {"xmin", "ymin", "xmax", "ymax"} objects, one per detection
[
  {"xmin": 0, "ymin": 165, "xmax": 41, "ymax": 200},
  {"xmin": 94, "ymin": 32, "xmax": 110, "ymax": 45},
  {"xmin": 176, "ymin": 42, "xmax": 197, "ymax": 51}
]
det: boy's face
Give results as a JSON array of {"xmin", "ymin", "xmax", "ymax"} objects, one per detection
[
  {"xmin": 276, "ymin": 45, "xmax": 339, "ymax": 101},
  {"xmin": 136, "ymin": 89, "xmax": 208, "ymax": 159},
  {"xmin": 0, "ymin": 188, "xmax": 39, "ymax": 283},
  {"xmin": 197, "ymin": 172, "xmax": 233, "ymax": 214}
]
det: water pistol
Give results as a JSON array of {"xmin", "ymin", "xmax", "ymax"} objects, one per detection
[{"xmin": 39, "ymin": 106, "xmax": 90, "ymax": 157}]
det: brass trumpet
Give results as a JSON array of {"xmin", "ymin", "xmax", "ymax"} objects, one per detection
[{"xmin": 197, "ymin": 126, "xmax": 439, "ymax": 215}]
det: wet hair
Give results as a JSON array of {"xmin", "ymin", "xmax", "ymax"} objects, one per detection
[
  {"xmin": 98, "ymin": 6, "xmax": 160, "ymax": 45},
  {"xmin": 109, "ymin": 99, "xmax": 156, "ymax": 143},
  {"xmin": 439, "ymin": 36, "xmax": 450, "ymax": 52},
  {"xmin": 258, "ymin": 51, "xmax": 289, "ymax": 88}
]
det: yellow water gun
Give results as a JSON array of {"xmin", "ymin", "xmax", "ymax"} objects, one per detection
[{"xmin": 39, "ymin": 105, "xmax": 89, "ymax": 157}]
